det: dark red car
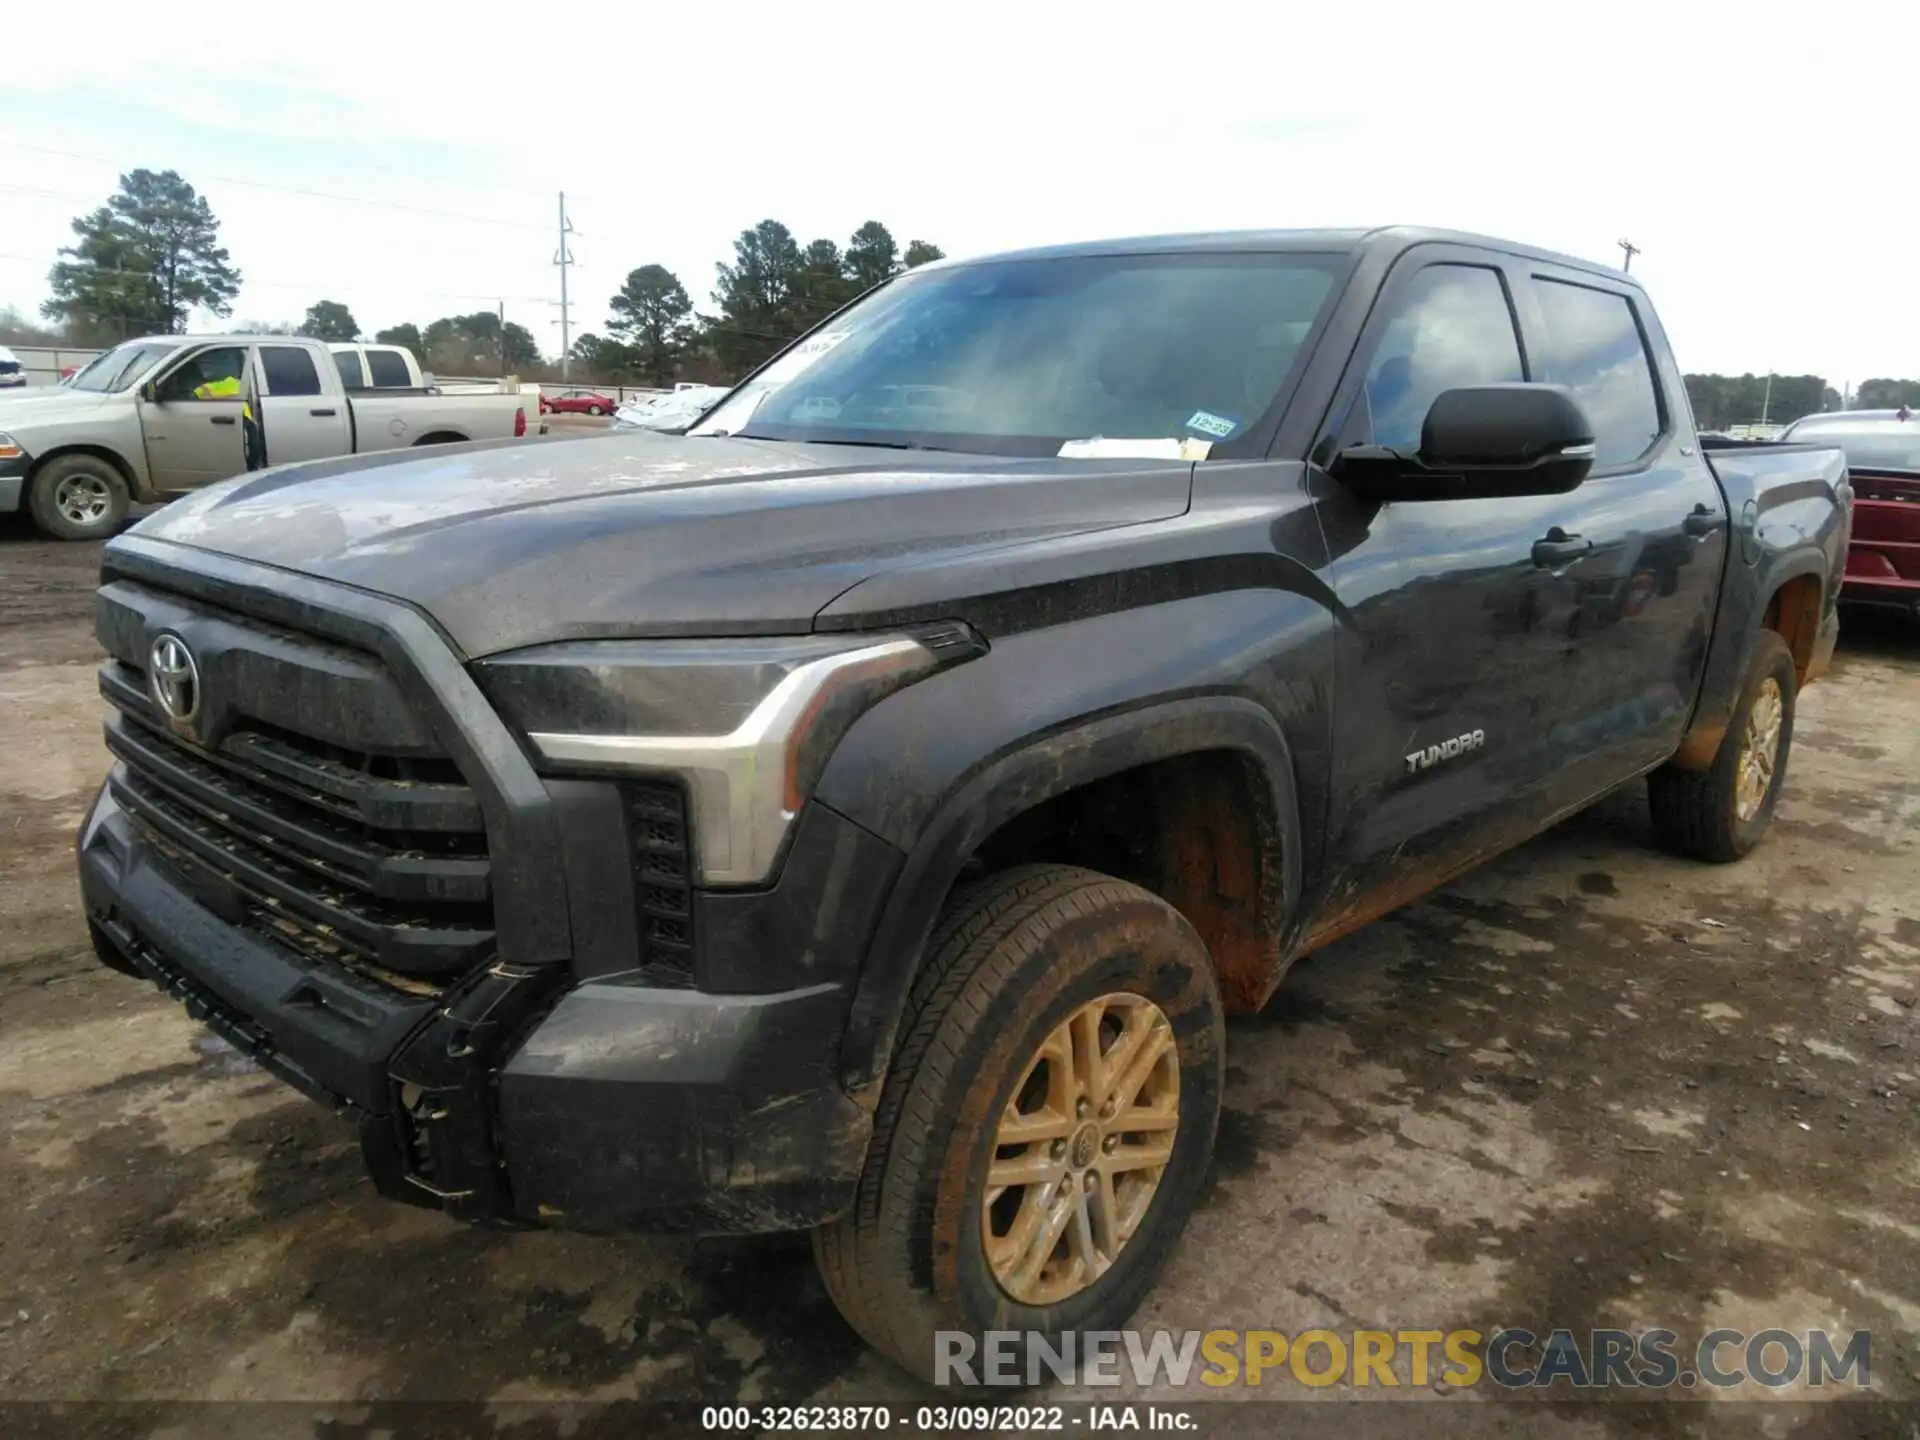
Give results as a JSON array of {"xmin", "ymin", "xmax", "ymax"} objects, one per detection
[
  {"xmin": 1776, "ymin": 409, "xmax": 1920, "ymax": 616},
  {"xmin": 541, "ymin": 388, "xmax": 618, "ymax": 417}
]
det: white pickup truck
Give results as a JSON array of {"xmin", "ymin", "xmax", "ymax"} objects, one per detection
[{"xmin": 0, "ymin": 334, "xmax": 531, "ymax": 539}]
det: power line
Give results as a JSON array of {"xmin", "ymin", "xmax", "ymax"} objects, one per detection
[
  {"xmin": 0, "ymin": 251, "xmax": 550, "ymax": 308},
  {"xmin": 0, "ymin": 146, "xmax": 550, "ymax": 232}
]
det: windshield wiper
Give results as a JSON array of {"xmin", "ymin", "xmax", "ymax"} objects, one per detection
[{"xmin": 815, "ymin": 436, "xmax": 959, "ymax": 452}]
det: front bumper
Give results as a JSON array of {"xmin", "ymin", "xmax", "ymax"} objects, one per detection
[
  {"xmin": 0, "ymin": 451, "xmax": 28, "ymax": 514},
  {"xmin": 80, "ymin": 781, "xmax": 878, "ymax": 1234}
]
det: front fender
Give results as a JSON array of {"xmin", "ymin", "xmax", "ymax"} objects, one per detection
[
  {"xmin": 833, "ymin": 694, "xmax": 1304, "ymax": 1096},
  {"xmin": 818, "ymin": 590, "xmax": 1332, "ymax": 1095}
]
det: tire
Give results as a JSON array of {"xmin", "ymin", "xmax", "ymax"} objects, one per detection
[
  {"xmin": 814, "ymin": 864, "xmax": 1224, "ymax": 1385},
  {"xmin": 28, "ymin": 454, "xmax": 131, "ymax": 541},
  {"xmin": 587, "ymin": 405, "xmax": 603, "ymax": 416},
  {"xmin": 1648, "ymin": 630, "xmax": 1797, "ymax": 863}
]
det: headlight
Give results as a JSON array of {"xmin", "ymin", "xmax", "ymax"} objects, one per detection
[
  {"xmin": 0, "ymin": 433, "xmax": 23, "ymax": 461},
  {"xmin": 477, "ymin": 626, "xmax": 984, "ymax": 885}
]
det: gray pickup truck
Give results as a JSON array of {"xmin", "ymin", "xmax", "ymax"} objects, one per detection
[
  {"xmin": 77, "ymin": 226, "xmax": 1850, "ymax": 1383},
  {"xmin": 0, "ymin": 334, "xmax": 530, "ymax": 540}
]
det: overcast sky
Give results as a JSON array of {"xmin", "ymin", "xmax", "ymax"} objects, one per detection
[{"xmin": 3, "ymin": 1, "xmax": 1910, "ymax": 385}]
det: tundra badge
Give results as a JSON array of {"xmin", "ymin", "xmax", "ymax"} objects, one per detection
[{"xmin": 1407, "ymin": 729, "xmax": 1486, "ymax": 774}]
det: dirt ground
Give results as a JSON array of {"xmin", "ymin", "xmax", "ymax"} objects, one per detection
[{"xmin": 1, "ymin": 512, "xmax": 1916, "ymax": 1439}]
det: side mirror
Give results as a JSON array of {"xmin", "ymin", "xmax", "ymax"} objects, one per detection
[
  {"xmin": 1332, "ymin": 384, "xmax": 1596, "ymax": 502},
  {"xmin": 139, "ymin": 381, "xmax": 158, "ymax": 404}
]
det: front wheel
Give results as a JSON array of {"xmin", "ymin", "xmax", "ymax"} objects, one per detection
[
  {"xmin": 28, "ymin": 454, "xmax": 131, "ymax": 541},
  {"xmin": 814, "ymin": 865, "xmax": 1224, "ymax": 1385},
  {"xmin": 1648, "ymin": 630, "xmax": 1798, "ymax": 862},
  {"xmin": 588, "ymin": 405, "xmax": 604, "ymax": 416}
]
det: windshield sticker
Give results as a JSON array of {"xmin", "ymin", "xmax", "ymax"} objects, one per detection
[
  {"xmin": 1184, "ymin": 409, "xmax": 1239, "ymax": 439},
  {"xmin": 758, "ymin": 331, "xmax": 851, "ymax": 384}
]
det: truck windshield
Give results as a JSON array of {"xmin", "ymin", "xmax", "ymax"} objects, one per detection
[
  {"xmin": 692, "ymin": 252, "xmax": 1344, "ymax": 456},
  {"xmin": 65, "ymin": 341, "xmax": 178, "ymax": 394}
]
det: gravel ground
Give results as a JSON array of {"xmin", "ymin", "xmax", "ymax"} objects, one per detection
[{"xmin": 1, "ymin": 512, "xmax": 1915, "ymax": 1439}]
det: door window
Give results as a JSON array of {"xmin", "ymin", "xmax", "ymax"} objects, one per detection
[
  {"xmin": 1360, "ymin": 266, "xmax": 1525, "ymax": 453},
  {"xmin": 1529, "ymin": 279, "xmax": 1663, "ymax": 467},
  {"xmin": 153, "ymin": 347, "xmax": 248, "ymax": 403},
  {"xmin": 334, "ymin": 350, "xmax": 368, "ymax": 388},
  {"xmin": 260, "ymin": 346, "xmax": 324, "ymax": 397}
]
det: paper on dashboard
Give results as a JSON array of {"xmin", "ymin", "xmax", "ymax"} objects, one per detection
[{"xmin": 1058, "ymin": 436, "xmax": 1212, "ymax": 460}]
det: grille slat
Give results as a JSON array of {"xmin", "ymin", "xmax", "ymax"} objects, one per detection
[
  {"xmin": 101, "ymin": 644, "xmax": 495, "ymax": 990},
  {"xmin": 101, "ymin": 664, "xmax": 481, "ymax": 832},
  {"xmin": 105, "ymin": 715, "xmax": 489, "ymax": 906}
]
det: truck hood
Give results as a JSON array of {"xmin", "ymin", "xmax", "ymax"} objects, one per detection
[
  {"xmin": 132, "ymin": 432, "xmax": 1194, "ymax": 655},
  {"xmin": 0, "ymin": 389, "xmax": 113, "ymax": 430}
]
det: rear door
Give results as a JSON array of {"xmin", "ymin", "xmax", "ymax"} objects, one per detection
[
  {"xmin": 256, "ymin": 344, "xmax": 350, "ymax": 466},
  {"xmin": 137, "ymin": 345, "xmax": 249, "ymax": 490},
  {"xmin": 1511, "ymin": 266, "xmax": 1729, "ymax": 806}
]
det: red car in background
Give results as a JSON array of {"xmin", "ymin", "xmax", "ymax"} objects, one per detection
[
  {"xmin": 541, "ymin": 388, "xmax": 618, "ymax": 417},
  {"xmin": 1776, "ymin": 408, "xmax": 1920, "ymax": 617}
]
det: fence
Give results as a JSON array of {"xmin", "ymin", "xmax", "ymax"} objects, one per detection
[
  {"xmin": 5, "ymin": 345, "xmax": 105, "ymax": 386},
  {"xmin": 3, "ymin": 349, "xmax": 691, "ymax": 409}
]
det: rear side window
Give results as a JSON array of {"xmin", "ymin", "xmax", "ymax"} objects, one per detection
[
  {"xmin": 1362, "ymin": 266, "xmax": 1525, "ymax": 453},
  {"xmin": 260, "ymin": 346, "xmax": 322, "ymax": 397},
  {"xmin": 366, "ymin": 349, "xmax": 411, "ymax": 387},
  {"xmin": 1530, "ymin": 279, "xmax": 1662, "ymax": 466},
  {"xmin": 334, "ymin": 349, "xmax": 367, "ymax": 388}
]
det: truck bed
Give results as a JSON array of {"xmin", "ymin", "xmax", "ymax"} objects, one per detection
[{"xmin": 1702, "ymin": 435, "xmax": 1909, "ymax": 612}]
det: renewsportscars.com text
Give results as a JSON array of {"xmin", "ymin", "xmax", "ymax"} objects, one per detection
[{"xmin": 934, "ymin": 1327, "xmax": 1872, "ymax": 1390}]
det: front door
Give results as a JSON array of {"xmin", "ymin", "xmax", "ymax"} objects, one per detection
[
  {"xmin": 1308, "ymin": 256, "xmax": 1573, "ymax": 930},
  {"xmin": 138, "ymin": 345, "xmax": 249, "ymax": 491}
]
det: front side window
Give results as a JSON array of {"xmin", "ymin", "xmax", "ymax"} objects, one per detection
[
  {"xmin": 1530, "ymin": 278, "xmax": 1662, "ymax": 467},
  {"xmin": 260, "ymin": 346, "xmax": 323, "ymax": 397},
  {"xmin": 366, "ymin": 349, "xmax": 411, "ymax": 387},
  {"xmin": 154, "ymin": 347, "xmax": 248, "ymax": 403},
  {"xmin": 694, "ymin": 251, "xmax": 1344, "ymax": 456},
  {"xmin": 1361, "ymin": 265, "xmax": 1525, "ymax": 453}
]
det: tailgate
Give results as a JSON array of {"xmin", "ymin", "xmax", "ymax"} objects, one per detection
[{"xmin": 1845, "ymin": 469, "xmax": 1920, "ymax": 595}]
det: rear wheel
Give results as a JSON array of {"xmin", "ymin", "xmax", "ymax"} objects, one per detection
[
  {"xmin": 1649, "ymin": 630, "xmax": 1797, "ymax": 862},
  {"xmin": 28, "ymin": 454, "xmax": 130, "ymax": 541},
  {"xmin": 814, "ymin": 865, "xmax": 1224, "ymax": 1384}
]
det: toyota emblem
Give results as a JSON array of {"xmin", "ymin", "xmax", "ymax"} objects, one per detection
[{"xmin": 148, "ymin": 633, "xmax": 201, "ymax": 725}]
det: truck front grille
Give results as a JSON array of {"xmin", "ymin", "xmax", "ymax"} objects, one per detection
[{"xmin": 101, "ymin": 660, "xmax": 494, "ymax": 993}]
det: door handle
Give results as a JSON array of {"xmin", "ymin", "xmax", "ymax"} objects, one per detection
[
  {"xmin": 1683, "ymin": 504, "xmax": 1724, "ymax": 538},
  {"xmin": 1531, "ymin": 527, "xmax": 1592, "ymax": 567},
  {"xmin": 310, "ymin": 407, "xmax": 337, "ymax": 417},
  {"xmin": 209, "ymin": 415, "xmax": 237, "ymax": 426}
]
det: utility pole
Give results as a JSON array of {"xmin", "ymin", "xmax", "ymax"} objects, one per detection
[
  {"xmin": 553, "ymin": 191, "xmax": 575, "ymax": 382},
  {"xmin": 498, "ymin": 301, "xmax": 507, "ymax": 380},
  {"xmin": 1761, "ymin": 372, "xmax": 1774, "ymax": 426},
  {"xmin": 1617, "ymin": 238, "xmax": 1640, "ymax": 273}
]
